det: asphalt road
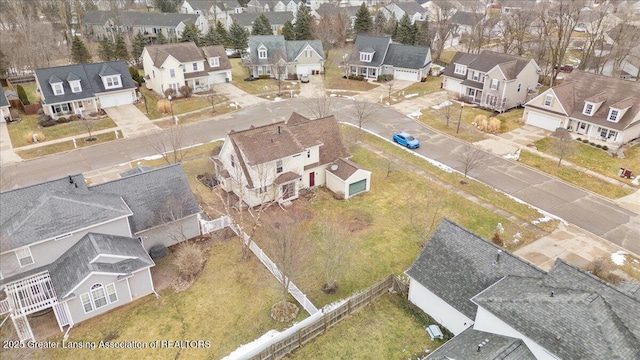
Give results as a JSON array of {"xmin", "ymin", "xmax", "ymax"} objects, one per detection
[{"xmin": 3, "ymin": 99, "xmax": 639, "ymax": 255}]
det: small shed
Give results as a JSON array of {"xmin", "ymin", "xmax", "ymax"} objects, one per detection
[{"xmin": 325, "ymin": 158, "xmax": 371, "ymax": 199}]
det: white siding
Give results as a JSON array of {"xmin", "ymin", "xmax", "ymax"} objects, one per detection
[
  {"xmin": 408, "ymin": 277, "xmax": 473, "ymax": 335},
  {"xmin": 136, "ymin": 214, "xmax": 201, "ymax": 251},
  {"xmin": 524, "ymin": 109, "xmax": 564, "ymax": 131},
  {"xmin": 443, "ymin": 77, "xmax": 463, "ymax": 94}
]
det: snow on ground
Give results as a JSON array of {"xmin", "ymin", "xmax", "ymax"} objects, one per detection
[
  {"xmin": 404, "ymin": 93, "xmax": 419, "ymax": 99},
  {"xmin": 512, "ymin": 232, "xmax": 522, "ymax": 244},
  {"xmin": 431, "ymin": 100, "xmax": 452, "ymax": 110},
  {"xmin": 408, "ymin": 110, "xmax": 423, "ymax": 118},
  {"xmin": 611, "ymin": 251, "xmax": 627, "ymax": 266}
]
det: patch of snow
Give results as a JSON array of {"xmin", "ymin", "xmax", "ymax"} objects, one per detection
[
  {"xmin": 532, "ymin": 216, "xmax": 554, "ymax": 224},
  {"xmin": 274, "ymin": 97, "xmax": 283, "ymax": 102},
  {"xmin": 500, "ymin": 192, "xmax": 568, "ymax": 226},
  {"xmin": 408, "ymin": 110, "xmax": 422, "ymax": 118},
  {"xmin": 330, "ymin": 93, "xmax": 337, "ymax": 97},
  {"xmin": 512, "ymin": 232, "xmax": 522, "ymax": 244},
  {"xmin": 611, "ymin": 251, "xmax": 627, "ymax": 266},
  {"xmin": 432, "ymin": 100, "xmax": 453, "ymax": 110},
  {"xmin": 404, "ymin": 93, "xmax": 419, "ymax": 99},
  {"xmin": 141, "ymin": 154, "xmax": 163, "ymax": 161}
]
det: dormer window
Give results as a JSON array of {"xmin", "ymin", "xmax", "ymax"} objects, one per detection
[
  {"xmin": 608, "ymin": 109, "xmax": 619, "ymax": 122},
  {"xmin": 544, "ymin": 94, "xmax": 554, "ymax": 107},
  {"xmin": 258, "ymin": 46, "xmax": 267, "ymax": 60},
  {"xmin": 583, "ymin": 103, "xmax": 594, "ymax": 116},
  {"xmin": 210, "ymin": 57, "xmax": 220, "ymax": 67},
  {"xmin": 52, "ymin": 82, "xmax": 64, "ymax": 95},
  {"xmin": 454, "ymin": 64, "xmax": 466, "ymax": 75},
  {"xmin": 70, "ymin": 80, "xmax": 82, "ymax": 93},
  {"xmin": 103, "ymin": 75, "xmax": 121, "ymax": 89},
  {"xmin": 359, "ymin": 52, "xmax": 373, "ymax": 62}
]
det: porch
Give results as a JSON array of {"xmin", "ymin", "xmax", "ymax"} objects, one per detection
[
  {"xmin": 459, "ymin": 84, "xmax": 483, "ymax": 105},
  {"xmin": 47, "ymin": 99, "xmax": 97, "ymax": 120},
  {"xmin": 348, "ymin": 65, "xmax": 378, "ymax": 79},
  {"xmin": 568, "ymin": 119, "xmax": 621, "ymax": 146}
]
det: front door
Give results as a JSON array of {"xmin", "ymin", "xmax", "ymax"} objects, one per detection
[{"xmin": 309, "ymin": 172, "xmax": 315, "ymax": 187}]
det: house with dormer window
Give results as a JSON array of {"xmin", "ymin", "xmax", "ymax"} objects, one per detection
[
  {"xmin": 142, "ymin": 42, "xmax": 232, "ymax": 96},
  {"xmin": 244, "ymin": 35, "xmax": 324, "ymax": 79},
  {"xmin": 34, "ymin": 61, "xmax": 136, "ymax": 120},
  {"xmin": 524, "ymin": 71, "xmax": 640, "ymax": 146},
  {"xmin": 212, "ymin": 113, "xmax": 370, "ymax": 207},
  {"xmin": 347, "ymin": 35, "xmax": 432, "ymax": 82},
  {"xmin": 0, "ymin": 165, "xmax": 201, "ymax": 343},
  {"xmin": 381, "ymin": 1, "xmax": 427, "ymax": 24},
  {"xmin": 442, "ymin": 50, "xmax": 540, "ymax": 111}
]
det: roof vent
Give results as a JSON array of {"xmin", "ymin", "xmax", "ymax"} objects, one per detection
[
  {"xmin": 550, "ymin": 291, "xmax": 554, "ymax": 297},
  {"xmin": 278, "ymin": 125, "xmax": 281, "ymax": 134},
  {"xmin": 330, "ymin": 164, "xmax": 338, "ymax": 171},
  {"xmin": 68, "ymin": 176, "xmax": 74, "ymax": 184},
  {"xmin": 495, "ymin": 250, "xmax": 502, "ymax": 264}
]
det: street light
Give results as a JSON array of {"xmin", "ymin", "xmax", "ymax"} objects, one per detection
[
  {"xmin": 456, "ymin": 103, "xmax": 464, "ymax": 134},
  {"xmin": 167, "ymin": 95, "xmax": 174, "ymax": 117}
]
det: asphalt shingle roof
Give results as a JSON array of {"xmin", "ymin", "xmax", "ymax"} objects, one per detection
[
  {"xmin": 327, "ymin": 158, "xmax": 363, "ymax": 181},
  {"xmin": 84, "ymin": 10, "xmax": 200, "ymax": 27},
  {"xmin": 349, "ymin": 35, "xmax": 392, "ymax": 67},
  {"xmin": 426, "ymin": 328, "xmax": 536, "ymax": 360},
  {"xmin": 247, "ymin": 36, "xmax": 324, "ymax": 65},
  {"xmin": 442, "ymin": 51, "xmax": 533, "ymax": 80},
  {"xmin": 0, "ymin": 84, "xmax": 9, "ymax": 107},
  {"xmin": 230, "ymin": 121, "xmax": 303, "ymax": 166},
  {"xmin": 451, "ymin": 10, "xmax": 484, "ymax": 26},
  {"xmin": 287, "ymin": 114, "xmax": 349, "ymax": 167},
  {"xmin": 230, "ymin": 11, "xmax": 294, "ymax": 27},
  {"xmin": 144, "ymin": 42, "xmax": 232, "ymax": 71},
  {"xmin": 383, "ymin": 43, "xmax": 431, "ymax": 70},
  {"xmin": 405, "ymin": 219, "xmax": 545, "ymax": 319}
]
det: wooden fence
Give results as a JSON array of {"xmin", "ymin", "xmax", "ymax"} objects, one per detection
[{"xmin": 245, "ymin": 274, "xmax": 407, "ymax": 360}]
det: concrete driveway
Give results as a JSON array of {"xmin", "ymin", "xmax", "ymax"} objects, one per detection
[
  {"xmin": 298, "ymin": 74, "xmax": 325, "ymax": 98},
  {"xmin": 104, "ymin": 105, "xmax": 160, "ymax": 138}
]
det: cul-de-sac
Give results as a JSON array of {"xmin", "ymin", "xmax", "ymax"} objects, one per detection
[{"xmin": 0, "ymin": 0, "xmax": 639, "ymax": 359}]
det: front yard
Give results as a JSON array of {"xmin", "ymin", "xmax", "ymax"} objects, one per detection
[
  {"xmin": 229, "ymin": 59, "xmax": 300, "ymax": 95},
  {"xmin": 324, "ymin": 46, "xmax": 379, "ymax": 92},
  {"xmin": 136, "ymin": 88, "xmax": 224, "ymax": 120},
  {"xmin": 15, "ymin": 131, "xmax": 121, "ymax": 160}
]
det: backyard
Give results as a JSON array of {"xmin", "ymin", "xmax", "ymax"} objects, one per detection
[{"xmin": 229, "ymin": 59, "xmax": 300, "ymax": 95}]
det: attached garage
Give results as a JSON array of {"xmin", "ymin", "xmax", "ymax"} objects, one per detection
[
  {"xmin": 296, "ymin": 64, "xmax": 321, "ymax": 75},
  {"xmin": 394, "ymin": 68, "xmax": 421, "ymax": 82},
  {"xmin": 326, "ymin": 158, "xmax": 372, "ymax": 200},
  {"xmin": 210, "ymin": 71, "xmax": 228, "ymax": 84},
  {"xmin": 525, "ymin": 111, "xmax": 563, "ymax": 131},
  {"xmin": 443, "ymin": 77, "xmax": 462, "ymax": 94},
  {"xmin": 98, "ymin": 91, "xmax": 134, "ymax": 109},
  {"xmin": 348, "ymin": 179, "xmax": 367, "ymax": 197}
]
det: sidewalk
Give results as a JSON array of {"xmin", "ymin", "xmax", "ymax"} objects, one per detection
[
  {"xmin": 0, "ymin": 122, "xmax": 21, "ymax": 164},
  {"xmin": 355, "ymin": 79, "xmax": 414, "ymax": 103}
]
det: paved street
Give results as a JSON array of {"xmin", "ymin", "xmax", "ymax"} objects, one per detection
[{"xmin": 1, "ymin": 98, "xmax": 639, "ymax": 255}]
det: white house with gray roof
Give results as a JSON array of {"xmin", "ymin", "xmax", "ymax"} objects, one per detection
[
  {"xmin": 0, "ymin": 84, "xmax": 11, "ymax": 123},
  {"xmin": 180, "ymin": 0, "xmax": 245, "ymax": 23},
  {"xmin": 34, "ymin": 61, "xmax": 137, "ymax": 120},
  {"xmin": 228, "ymin": 11, "xmax": 294, "ymax": 34},
  {"xmin": 244, "ymin": 35, "xmax": 324, "ymax": 79},
  {"xmin": 347, "ymin": 35, "xmax": 432, "ymax": 82},
  {"xmin": 0, "ymin": 165, "xmax": 201, "ymax": 343},
  {"xmin": 381, "ymin": 1, "xmax": 427, "ymax": 24},
  {"xmin": 408, "ymin": 219, "xmax": 640, "ymax": 359}
]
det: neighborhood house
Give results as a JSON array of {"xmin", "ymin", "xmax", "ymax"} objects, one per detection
[{"xmin": 244, "ymin": 35, "xmax": 325, "ymax": 79}]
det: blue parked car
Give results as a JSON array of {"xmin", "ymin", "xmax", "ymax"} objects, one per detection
[{"xmin": 393, "ymin": 131, "xmax": 420, "ymax": 149}]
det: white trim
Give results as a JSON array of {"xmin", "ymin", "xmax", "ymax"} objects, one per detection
[
  {"xmin": 294, "ymin": 44, "xmax": 322, "ymax": 61},
  {"xmin": 64, "ymin": 301, "xmax": 74, "ymax": 326},
  {"xmin": 15, "ymin": 247, "xmax": 34, "ymax": 267},
  {"xmin": 64, "ymin": 272, "xmax": 127, "ymax": 298},
  {"xmin": 106, "ymin": 283, "xmax": 118, "ymax": 303},
  {"xmin": 52, "ymin": 82, "xmax": 64, "ymax": 95},
  {"xmin": 102, "ymin": 75, "xmax": 122, "ymax": 89},
  {"xmin": 125, "ymin": 277, "xmax": 133, "ymax": 301},
  {"xmin": 90, "ymin": 283, "xmax": 108, "ymax": 309},
  {"xmin": 80, "ymin": 293, "xmax": 93, "ymax": 313},
  {"xmin": 89, "ymin": 254, "xmax": 137, "ymax": 264}
]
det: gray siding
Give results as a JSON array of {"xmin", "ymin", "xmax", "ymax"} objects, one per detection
[
  {"xmin": 137, "ymin": 214, "xmax": 200, "ymax": 251},
  {"xmin": 128, "ymin": 268, "xmax": 154, "ymax": 300}
]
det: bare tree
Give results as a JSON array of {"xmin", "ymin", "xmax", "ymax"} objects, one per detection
[
  {"xmin": 313, "ymin": 8, "xmax": 348, "ymax": 62},
  {"xmin": 306, "ymin": 93, "xmax": 333, "ymax": 119},
  {"xmin": 352, "ymin": 98, "xmax": 374, "ymax": 142},
  {"xmin": 275, "ymin": 58, "xmax": 287, "ymax": 96},
  {"xmin": 457, "ymin": 143, "xmax": 486, "ymax": 182},
  {"xmin": 408, "ymin": 183, "xmax": 444, "ymax": 247},
  {"xmin": 549, "ymin": 128, "xmax": 577, "ymax": 167},
  {"xmin": 387, "ymin": 81, "xmax": 394, "ymax": 103},
  {"xmin": 314, "ymin": 219, "xmax": 350, "ymax": 294},
  {"xmin": 157, "ymin": 194, "xmax": 193, "ymax": 244},
  {"xmin": 431, "ymin": 1, "xmax": 457, "ymax": 62},
  {"xmin": 83, "ymin": 117, "xmax": 97, "ymax": 142},
  {"xmin": 605, "ymin": 20, "xmax": 640, "ymax": 78},
  {"xmin": 539, "ymin": 0, "xmax": 582, "ymax": 86},
  {"xmin": 437, "ymin": 96, "xmax": 455, "ymax": 126},
  {"xmin": 578, "ymin": 5, "xmax": 610, "ymax": 71},
  {"xmin": 150, "ymin": 123, "xmax": 192, "ymax": 164},
  {"xmin": 205, "ymin": 86, "xmax": 218, "ymax": 113}
]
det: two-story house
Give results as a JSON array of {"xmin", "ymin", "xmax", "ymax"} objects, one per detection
[
  {"xmin": 142, "ymin": 42, "xmax": 232, "ymax": 96},
  {"xmin": 212, "ymin": 112, "xmax": 370, "ymax": 206},
  {"xmin": 0, "ymin": 165, "xmax": 201, "ymax": 343},
  {"xmin": 244, "ymin": 35, "xmax": 324, "ymax": 79},
  {"xmin": 347, "ymin": 35, "xmax": 432, "ymax": 82},
  {"xmin": 382, "ymin": 1, "xmax": 427, "ymax": 24},
  {"xmin": 524, "ymin": 71, "xmax": 640, "ymax": 146},
  {"xmin": 83, "ymin": 10, "xmax": 208, "ymax": 43},
  {"xmin": 34, "ymin": 61, "xmax": 137, "ymax": 120},
  {"xmin": 228, "ymin": 11, "xmax": 294, "ymax": 34},
  {"xmin": 408, "ymin": 219, "xmax": 640, "ymax": 359},
  {"xmin": 246, "ymin": 0, "xmax": 302, "ymax": 13},
  {"xmin": 180, "ymin": 0, "xmax": 244, "ymax": 23},
  {"xmin": 441, "ymin": 50, "xmax": 540, "ymax": 111}
]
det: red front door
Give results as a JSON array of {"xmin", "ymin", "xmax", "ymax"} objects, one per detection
[{"xmin": 309, "ymin": 172, "xmax": 315, "ymax": 187}]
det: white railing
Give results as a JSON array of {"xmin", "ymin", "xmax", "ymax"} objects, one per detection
[
  {"xmin": 0, "ymin": 299, "xmax": 11, "ymax": 315},
  {"xmin": 5, "ymin": 272, "xmax": 57, "ymax": 316},
  {"xmin": 12, "ymin": 315, "xmax": 34, "ymax": 343},
  {"xmin": 199, "ymin": 215, "xmax": 233, "ymax": 235}
]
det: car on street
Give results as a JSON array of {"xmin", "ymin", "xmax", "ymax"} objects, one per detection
[
  {"xmin": 393, "ymin": 131, "xmax": 420, "ymax": 149},
  {"xmin": 300, "ymin": 74, "xmax": 310, "ymax": 83}
]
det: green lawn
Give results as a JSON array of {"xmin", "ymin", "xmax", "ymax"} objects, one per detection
[
  {"xmin": 229, "ymin": 59, "xmax": 300, "ymax": 94},
  {"xmin": 18, "ymin": 82, "xmax": 40, "ymax": 104},
  {"xmin": 437, "ymin": 51, "xmax": 457, "ymax": 65},
  {"xmin": 15, "ymin": 131, "xmax": 120, "ymax": 160},
  {"xmin": 394, "ymin": 76, "xmax": 442, "ymax": 98},
  {"xmin": 136, "ymin": 88, "xmax": 221, "ymax": 120},
  {"xmin": 154, "ymin": 102, "xmax": 241, "ymax": 128},
  {"xmin": 7, "ymin": 113, "xmax": 117, "ymax": 148},
  {"xmin": 323, "ymin": 46, "xmax": 378, "ymax": 91}
]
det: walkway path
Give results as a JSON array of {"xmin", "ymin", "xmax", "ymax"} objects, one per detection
[
  {"xmin": 104, "ymin": 104, "xmax": 160, "ymax": 138},
  {"xmin": 216, "ymin": 83, "xmax": 267, "ymax": 108},
  {"xmin": 0, "ymin": 122, "xmax": 21, "ymax": 165},
  {"xmin": 355, "ymin": 79, "xmax": 414, "ymax": 103}
]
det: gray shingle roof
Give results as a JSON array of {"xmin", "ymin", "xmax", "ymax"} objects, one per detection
[
  {"xmin": 442, "ymin": 51, "xmax": 532, "ymax": 80},
  {"xmin": 90, "ymin": 164, "xmax": 201, "ymax": 234},
  {"xmin": 230, "ymin": 11, "xmax": 294, "ymax": 27},
  {"xmin": 349, "ymin": 35, "xmax": 393, "ymax": 67},
  {"xmin": 247, "ymin": 36, "xmax": 323, "ymax": 65},
  {"xmin": 405, "ymin": 219, "xmax": 545, "ymax": 319},
  {"xmin": 395, "ymin": 1, "xmax": 426, "ymax": 15},
  {"xmin": 472, "ymin": 259, "xmax": 640, "ymax": 359},
  {"xmin": 426, "ymin": 328, "xmax": 536, "ymax": 360},
  {"xmin": 0, "ymin": 84, "xmax": 9, "ymax": 108},
  {"xmin": 285, "ymin": 40, "xmax": 324, "ymax": 62},
  {"xmin": 35, "ymin": 60, "xmax": 135, "ymax": 105},
  {"xmin": 84, "ymin": 10, "xmax": 200, "ymax": 27},
  {"xmin": 383, "ymin": 43, "xmax": 431, "ymax": 70},
  {"xmin": 451, "ymin": 10, "xmax": 484, "ymax": 26}
]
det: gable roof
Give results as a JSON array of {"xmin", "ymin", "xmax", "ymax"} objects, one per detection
[
  {"xmin": 394, "ymin": 1, "xmax": 426, "ymax": 15},
  {"xmin": 84, "ymin": 10, "xmax": 200, "ymax": 27},
  {"xmin": 472, "ymin": 259, "xmax": 640, "ymax": 359},
  {"xmin": 349, "ymin": 35, "xmax": 393, "ymax": 67},
  {"xmin": 383, "ymin": 43, "xmax": 431, "ymax": 70},
  {"xmin": 247, "ymin": 35, "xmax": 324, "ymax": 65},
  {"xmin": 230, "ymin": 11, "xmax": 294, "ymax": 27},
  {"xmin": 442, "ymin": 50, "xmax": 534, "ymax": 80},
  {"xmin": 451, "ymin": 10, "xmax": 484, "ymax": 27},
  {"xmin": 0, "ymin": 84, "xmax": 10, "ymax": 108},
  {"xmin": 327, "ymin": 158, "xmax": 365, "ymax": 181},
  {"xmin": 35, "ymin": 61, "xmax": 135, "ymax": 104},
  {"xmin": 229, "ymin": 122, "xmax": 303, "ymax": 166},
  {"xmin": 406, "ymin": 219, "xmax": 545, "ymax": 319},
  {"xmin": 426, "ymin": 328, "xmax": 536, "ymax": 360},
  {"xmin": 90, "ymin": 164, "xmax": 201, "ymax": 234},
  {"xmin": 286, "ymin": 40, "xmax": 324, "ymax": 61},
  {"xmin": 287, "ymin": 114, "xmax": 349, "ymax": 168},
  {"xmin": 144, "ymin": 42, "xmax": 232, "ymax": 71}
]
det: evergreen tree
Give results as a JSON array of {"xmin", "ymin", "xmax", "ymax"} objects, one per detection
[
  {"xmin": 132, "ymin": 31, "xmax": 148, "ymax": 67},
  {"xmin": 282, "ymin": 19, "xmax": 295, "ymax": 40},
  {"xmin": 180, "ymin": 23, "xmax": 202, "ymax": 45},
  {"xmin": 354, "ymin": 2, "xmax": 372, "ymax": 34},
  {"xmin": 202, "ymin": 25, "xmax": 223, "ymax": 46},
  {"xmin": 414, "ymin": 20, "xmax": 431, "ymax": 47},
  {"xmin": 114, "ymin": 34, "xmax": 129, "ymax": 61},
  {"xmin": 71, "ymin": 36, "xmax": 92, "ymax": 64},
  {"xmin": 294, "ymin": 5, "xmax": 313, "ymax": 40},
  {"xmin": 16, "ymin": 85, "xmax": 30, "ymax": 105},
  {"xmin": 156, "ymin": 0, "xmax": 178, "ymax": 12},
  {"xmin": 252, "ymin": 13, "xmax": 272, "ymax": 35},
  {"xmin": 228, "ymin": 21, "xmax": 249, "ymax": 53},
  {"xmin": 373, "ymin": 10, "xmax": 387, "ymax": 36},
  {"xmin": 215, "ymin": 21, "xmax": 229, "ymax": 47},
  {"xmin": 394, "ymin": 14, "xmax": 415, "ymax": 45},
  {"xmin": 156, "ymin": 31, "xmax": 168, "ymax": 44},
  {"xmin": 129, "ymin": 66, "xmax": 143, "ymax": 84},
  {"xmin": 98, "ymin": 36, "xmax": 114, "ymax": 61}
]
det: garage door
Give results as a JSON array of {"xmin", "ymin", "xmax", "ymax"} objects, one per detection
[
  {"xmin": 526, "ymin": 111, "xmax": 562, "ymax": 131},
  {"xmin": 99, "ymin": 92, "xmax": 133, "ymax": 108},
  {"xmin": 348, "ymin": 179, "xmax": 367, "ymax": 197},
  {"xmin": 394, "ymin": 69, "xmax": 420, "ymax": 82},
  {"xmin": 296, "ymin": 64, "xmax": 320, "ymax": 75},
  {"xmin": 210, "ymin": 72, "xmax": 227, "ymax": 84},
  {"xmin": 443, "ymin": 78, "xmax": 462, "ymax": 93}
]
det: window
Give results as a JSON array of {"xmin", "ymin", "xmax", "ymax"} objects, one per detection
[
  {"xmin": 230, "ymin": 154, "xmax": 235, "ymax": 168},
  {"xmin": 544, "ymin": 94, "xmax": 553, "ymax": 106},
  {"xmin": 490, "ymin": 79, "xmax": 499, "ymax": 90},
  {"xmin": 52, "ymin": 103, "xmax": 71, "ymax": 114},
  {"xmin": 70, "ymin": 80, "xmax": 82, "ymax": 93},
  {"xmin": 359, "ymin": 52, "xmax": 372, "ymax": 62},
  {"xmin": 472, "ymin": 71, "xmax": 480, "ymax": 81},
  {"xmin": 210, "ymin": 57, "xmax": 220, "ymax": 67},
  {"xmin": 258, "ymin": 49, "xmax": 267, "ymax": 59},
  {"xmin": 106, "ymin": 284, "xmax": 117, "ymax": 303},
  {"xmin": 276, "ymin": 159, "xmax": 283, "ymax": 174},
  {"xmin": 16, "ymin": 247, "xmax": 34, "ymax": 267},
  {"xmin": 52, "ymin": 83, "xmax": 64, "ymax": 95},
  {"xmin": 170, "ymin": 69, "xmax": 175, "ymax": 78},
  {"xmin": 90, "ymin": 283, "xmax": 108, "ymax": 309},
  {"xmin": 103, "ymin": 75, "xmax": 121, "ymax": 89},
  {"xmin": 81, "ymin": 293, "xmax": 93, "ymax": 313},
  {"xmin": 193, "ymin": 62, "xmax": 198, "ymax": 71},
  {"xmin": 517, "ymin": 83, "xmax": 522, "ymax": 92},
  {"xmin": 258, "ymin": 186, "xmax": 268, "ymax": 194},
  {"xmin": 583, "ymin": 103, "xmax": 594, "ymax": 115},
  {"xmin": 608, "ymin": 109, "xmax": 619, "ymax": 122},
  {"xmin": 454, "ymin": 64, "xmax": 466, "ymax": 75},
  {"xmin": 305, "ymin": 49, "xmax": 311, "ymax": 58}
]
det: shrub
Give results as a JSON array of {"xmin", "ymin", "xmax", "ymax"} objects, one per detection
[
  {"xmin": 173, "ymin": 241, "xmax": 205, "ymax": 280},
  {"xmin": 157, "ymin": 99, "xmax": 171, "ymax": 114},
  {"xmin": 596, "ymin": 144, "xmax": 602, "ymax": 148},
  {"xmin": 348, "ymin": 75, "xmax": 365, "ymax": 81},
  {"xmin": 582, "ymin": 139, "xmax": 589, "ymax": 143},
  {"xmin": 37, "ymin": 109, "xmax": 44, "ymax": 115},
  {"xmin": 576, "ymin": 137, "xmax": 581, "ymax": 141},
  {"xmin": 259, "ymin": 75, "xmax": 270, "ymax": 79},
  {"xmin": 602, "ymin": 145, "xmax": 608, "ymax": 151},
  {"xmin": 57, "ymin": 116, "xmax": 68, "ymax": 123},
  {"xmin": 88, "ymin": 111, "xmax": 99, "ymax": 117},
  {"xmin": 590, "ymin": 142, "xmax": 596, "ymax": 146},
  {"xmin": 179, "ymin": 85, "xmax": 193, "ymax": 98},
  {"xmin": 69, "ymin": 115, "xmax": 78, "ymax": 122},
  {"xmin": 129, "ymin": 66, "xmax": 143, "ymax": 84},
  {"xmin": 24, "ymin": 131, "xmax": 46, "ymax": 143},
  {"xmin": 16, "ymin": 85, "xmax": 30, "ymax": 105},
  {"xmin": 163, "ymin": 88, "xmax": 177, "ymax": 98}
]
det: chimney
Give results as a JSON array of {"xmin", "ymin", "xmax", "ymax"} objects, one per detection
[
  {"xmin": 277, "ymin": 125, "xmax": 281, "ymax": 134},
  {"xmin": 496, "ymin": 250, "xmax": 502, "ymax": 263}
]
